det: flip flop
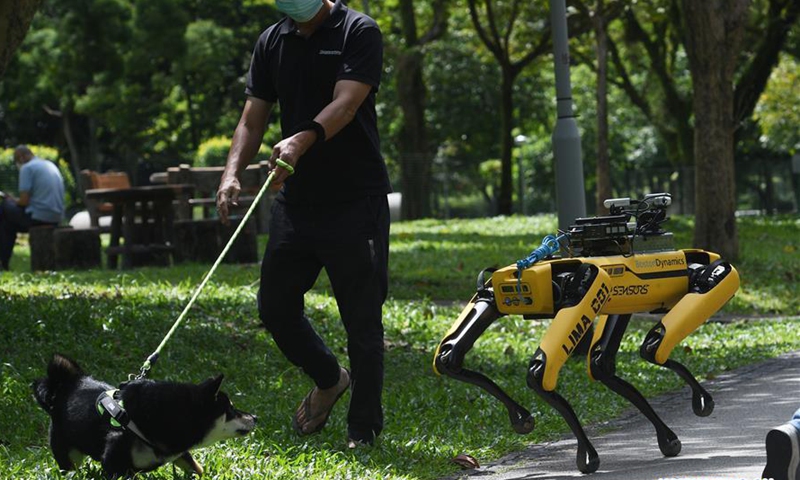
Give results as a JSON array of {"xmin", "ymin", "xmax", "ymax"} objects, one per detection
[{"xmin": 292, "ymin": 368, "xmax": 350, "ymax": 436}]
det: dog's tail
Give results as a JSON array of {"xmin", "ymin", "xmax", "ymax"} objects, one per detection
[{"xmin": 32, "ymin": 353, "xmax": 84, "ymax": 412}]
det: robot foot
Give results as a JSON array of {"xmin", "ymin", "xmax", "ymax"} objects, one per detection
[{"xmin": 664, "ymin": 359, "xmax": 715, "ymax": 416}]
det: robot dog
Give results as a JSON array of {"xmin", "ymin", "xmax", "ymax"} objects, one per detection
[{"xmin": 433, "ymin": 193, "xmax": 739, "ymax": 473}]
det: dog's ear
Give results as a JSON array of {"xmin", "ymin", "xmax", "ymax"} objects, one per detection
[{"xmin": 202, "ymin": 374, "xmax": 224, "ymax": 399}]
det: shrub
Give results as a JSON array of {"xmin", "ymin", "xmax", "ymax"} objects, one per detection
[{"xmin": 194, "ymin": 122, "xmax": 282, "ymax": 167}]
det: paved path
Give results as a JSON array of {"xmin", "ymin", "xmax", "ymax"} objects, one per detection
[{"xmin": 445, "ymin": 350, "xmax": 800, "ymax": 480}]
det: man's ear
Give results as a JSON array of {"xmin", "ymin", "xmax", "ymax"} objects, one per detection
[{"xmin": 202, "ymin": 374, "xmax": 224, "ymax": 398}]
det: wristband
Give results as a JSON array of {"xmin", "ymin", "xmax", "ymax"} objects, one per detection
[{"xmin": 294, "ymin": 120, "xmax": 326, "ymax": 145}]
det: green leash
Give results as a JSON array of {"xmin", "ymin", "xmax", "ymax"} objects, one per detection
[{"xmin": 133, "ymin": 159, "xmax": 294, "ymax": 380}]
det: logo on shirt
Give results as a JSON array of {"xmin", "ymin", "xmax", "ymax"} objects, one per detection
[{"xmin": 318, "ymin": 49, "xmax": 342, "ymax": 56}]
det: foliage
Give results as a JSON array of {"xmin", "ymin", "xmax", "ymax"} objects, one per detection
[
  {"xmin": 0, "ymin": 215, "xmax": 798, "ymax": 479},
  {"xmin": 195, "ymin": 126, "xmax": 281, "ymax": 167},
  {"xmin": 196, "ymin": 136, "xmax": 238, "ymax": 167},
  {"xmin": 1, "ymin": 0, "xmax": 279, "ymax": 170},
  {"xmin": 1, "ymin": 0, "xmax": 799, "ymax": 218},
  {"xmin": 755, "ymin": 53, "xmax": 800, "ymax": 153}
]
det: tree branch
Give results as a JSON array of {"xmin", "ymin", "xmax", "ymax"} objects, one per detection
[
  {"xmin": 607, "ymin": 33, "xmax": 653, "ymax": 121},
  {"xmin": 467, "ymin": 0, "xmax": 503, "ymax": 60},
  {"xmin": 734, "ymin": 0, "xmax": 800, "ymax": 123},
  {"xmin": 419, "ymin": 0, "xmax": 451, "ymax": 45}
]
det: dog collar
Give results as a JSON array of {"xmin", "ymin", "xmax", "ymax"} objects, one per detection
[{"xmin": 96, "ymin": 390, "xmax": 162, "ymax": 452}]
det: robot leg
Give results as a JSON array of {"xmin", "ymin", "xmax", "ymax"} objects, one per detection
[
  {"xmin": 640, "ymin": 260, "xmax": 740, "ymax": 416},
  {"xmin": 589, "ymin": 314, "xmax": 681, "ymax": 457},
  {"xmin": 526, "ymin": 263, "xmax": 610, "ymax": 473},
  {"xmin": 434, "ymin": 272, "xmax": 535, "ymax": 434}
]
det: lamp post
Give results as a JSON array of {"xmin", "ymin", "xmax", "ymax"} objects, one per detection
[
  {"xmin": 550, "ymin": 0, "xmax": 587, "ymax": 229},
  {"xmin": 515, "ymin": 134, "xmax": 529, "ymax": 215}
]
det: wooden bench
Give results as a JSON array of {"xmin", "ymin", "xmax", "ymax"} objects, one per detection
[{"xmin": 165, "ymin": 162, "xmax": 274, "ymax": 234}]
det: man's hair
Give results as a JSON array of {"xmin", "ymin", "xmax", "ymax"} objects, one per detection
[
  {"xmin": 14, "ymin": 145, "xmax": 33, "ymax": 155},
  {"xmin": 14, "ymin": 145, "xmax": 33, "ymax": 161}
]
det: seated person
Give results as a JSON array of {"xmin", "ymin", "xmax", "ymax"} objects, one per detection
[
  {"xmin": 763, "ymin": 408, "xmax": 800, "ymax": 480},
  {"xmin": 0, "ymin": 145, "xmax": 65, "ymax": 270}
]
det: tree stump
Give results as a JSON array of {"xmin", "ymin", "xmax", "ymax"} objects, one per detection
[
  {"xmin": 29, "ymin": 225, "xmax": 56, "ymax": 271},
  {"xmin": 54, "ymin": 228, "xmax": 101, "ymax": 270}
]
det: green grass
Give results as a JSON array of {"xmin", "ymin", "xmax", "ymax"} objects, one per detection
[{"xmin": 0, "ymin": 214, "xmax": 798, "ymax": 479}]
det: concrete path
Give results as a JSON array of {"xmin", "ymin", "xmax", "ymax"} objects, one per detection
[{"xmin": 445, "ymin": 350, "xmax": 800, "ymax": 480}]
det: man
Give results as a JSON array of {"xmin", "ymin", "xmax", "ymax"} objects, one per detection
[
  {"xmin": 0, "ymin": 145, "xmax": 65, "ymax": 270},
  {"xmin": 216, "ymin": 0, "xmax": 391, "ymax": 448}
]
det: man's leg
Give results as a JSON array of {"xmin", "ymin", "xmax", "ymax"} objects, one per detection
[
  {"xmin": 258, "ymin": 201, "xmax": 341, "ymax": 388},
  {"xmin": 0, "ymin": 198, "xmax": 32, "ymax": 270},
  {"xmin": 321, "ymin": 195, "xmax": 390, "ymax": 444}
]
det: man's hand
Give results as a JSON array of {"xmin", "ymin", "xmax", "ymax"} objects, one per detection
[
  {"xmin": 268, "ymin": 130, "xmax": 316, "ymax": 185},
  {"xmin": 216, "ymin": 173, "xmax": 242, "ymax": 226}
]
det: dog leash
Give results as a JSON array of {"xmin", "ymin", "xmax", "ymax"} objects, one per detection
[{"xmin": 132, "ymin": 159, "xmax": 294, "ymax": 380}]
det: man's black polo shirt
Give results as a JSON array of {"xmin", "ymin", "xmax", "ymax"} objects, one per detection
[{"xmin": 246, "ymin": 0, "xmax": 391, "ymax": 205}]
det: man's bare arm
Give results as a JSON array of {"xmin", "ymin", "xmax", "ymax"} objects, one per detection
[
  {"xmin": 267, "ymin": 79, "xmax": 373, "ymax": 184},
  {"xmin": 217, "ymin": 97, "xmax": 274, "ymax": 224}
]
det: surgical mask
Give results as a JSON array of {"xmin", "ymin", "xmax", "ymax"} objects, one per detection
[{"xmin": 276, "ymin": 0, "xmax": 324, "ymax": 23}]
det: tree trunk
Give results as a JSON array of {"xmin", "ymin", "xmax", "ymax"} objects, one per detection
[
  {"xmin": 0, "ymin": 0, "xmax": 43, "ymax": 78},
  {"xmin": 593, "ymin": 0, "xmax": 611, "ymax": 214},
  {"xmin": 681, "ymin": 0, "xmax": 749, "ymax": 260},
  {"xmin": 394, "ymin": 0, "xmax": 448, "ymax": 220},
  {"xmin": 498, "ymin": 68, "xmax": 514, "ymax": 215},
  {"xmin": 396, "ymin": 50, "xmax": 432, "ymax": 220}
]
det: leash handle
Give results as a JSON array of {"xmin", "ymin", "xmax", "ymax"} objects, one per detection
[{"xmin": 135, "ymin": 159, "xmax": 294, "ymax": 379}]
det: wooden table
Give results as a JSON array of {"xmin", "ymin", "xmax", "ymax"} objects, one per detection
[{"xmin": 85, "ymin": 184, "xmax": 193, "ymax": 269}]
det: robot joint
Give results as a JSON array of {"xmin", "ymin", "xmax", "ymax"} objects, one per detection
[
  {"xmin": 434, "ymin": 343, "xmax": 462, "ymax": 376},
  {"xmin": 526, "ymin": 349, "xmax": 547, "ymax": 392},
  {"xmin": 589, "ymin": 345, "xmax": 616, "ymax": 380},
  {"xmin": 640, "ymin": 322, "xmax": 666, "ymax": 364},
  {"xmin": 689, "ymin": 260, "xmax": 733, "ymax": 294}
]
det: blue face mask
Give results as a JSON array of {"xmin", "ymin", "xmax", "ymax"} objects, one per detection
[{"xmin": 276, "ymin": 0, "xmax": 324, "ymax": 23}]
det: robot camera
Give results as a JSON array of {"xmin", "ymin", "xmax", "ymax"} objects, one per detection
[
  {"xmin": 643, "ymin": 193, "xmax": 672, "ymax": 208},
  {"xmin": 603, "ymin": 197, "xmax": 631, "ymax": 209}
]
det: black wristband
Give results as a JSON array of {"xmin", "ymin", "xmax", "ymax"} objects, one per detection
[{"xmin": 294, "ymin": 120, "xmax": 326, "ymax": 145}]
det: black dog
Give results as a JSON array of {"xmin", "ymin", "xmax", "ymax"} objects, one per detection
[{"xmin": 33, "ymin": 353, "xmax": 256, "ymax": 478}]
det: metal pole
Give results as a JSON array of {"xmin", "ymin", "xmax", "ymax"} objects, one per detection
[
  {"xmin": 515, "ymin": 134, "xmax": 528, "ymax": 215},
  {"xmin": 550, "ymin": 0, "xmax": 587, "ymax": 230}
]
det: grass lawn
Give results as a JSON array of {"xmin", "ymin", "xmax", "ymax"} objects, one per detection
[{"xmin": 0, "ymin": 214, "xmax": 798, "ymax": 479}]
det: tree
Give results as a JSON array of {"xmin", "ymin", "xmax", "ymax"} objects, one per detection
[
  {"xmin": 606, "ymin": 0, "xmax": 798, "ymax": 165},
  {"xmin": 393, "ymin": 0, "xmax": 449, "ymax": 219},
  {"xmin": 574, "ymin": 0, "xmax": 613, "ymax": 214},
  {"xmin": 0, "ymin": 0, "xmax": 43, "ymax": 78},
  {"xmin": 680, "ymin": 0, "xmax": 750, "ymax": 260},
  {"xmin": 466, "ymin": 0, "xmax": 553, "ymax": 215},
  {"xmin": 733, "ymin": 0, "xmax": 800, "ymax": 128}
]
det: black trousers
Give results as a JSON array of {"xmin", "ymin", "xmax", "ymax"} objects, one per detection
[
  {"xmin": 258, "ymin": 195, "xmax": 390, "ymax": 441},
  {"xmin": 0, "ymin": 197, "xmax": 55, "ymax": 270}
]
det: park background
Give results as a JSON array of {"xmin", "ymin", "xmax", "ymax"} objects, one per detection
[{"xmin": 1, "ymin": 0, "xmax": 799, "ymax": 479}]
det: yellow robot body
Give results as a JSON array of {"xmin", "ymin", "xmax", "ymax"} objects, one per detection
[{"xmin": 492, "ymin": 250, "xmax": 693, "ymax": 318}]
